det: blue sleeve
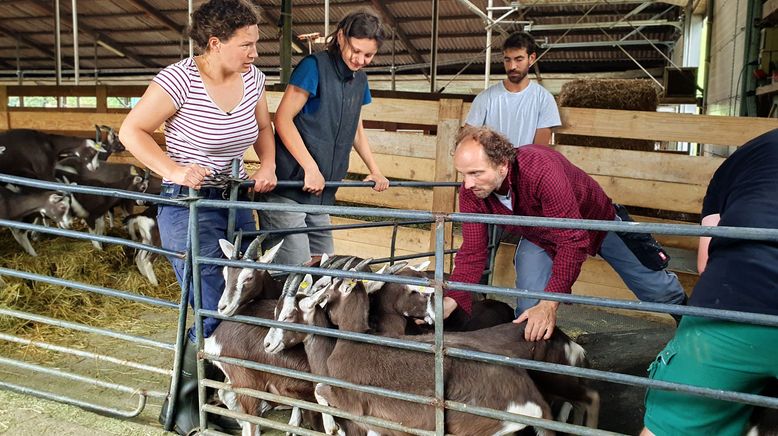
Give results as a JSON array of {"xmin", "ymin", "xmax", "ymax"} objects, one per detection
[
  {"xmin": 363, "ymin": 81, "xmax": 372, "ymax": 105},
  {"xmin": 289, "ymin": 56, "xmax": 318, "ymax": 97}
]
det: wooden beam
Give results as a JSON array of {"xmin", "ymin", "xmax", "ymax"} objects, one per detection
[
  {"xmin": 0, "ymin": 22, "xmax": 63, "ymax": 65},
  {"xmin": 127, "ymin": 0, "xmax": 185, "ymax": 35},
  {"xmin": 369, "ymin": 0, "xmax": 428, "ymax": 73},
  {"xmin": 558, "ymin": 107, "xmax": 778, "ymax": 147}
]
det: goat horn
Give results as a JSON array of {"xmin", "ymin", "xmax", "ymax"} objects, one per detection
[
  {"xmin": 353, "ymin": 258, "xmax": 373, "ymax": 271},
  {"xmin": 319, "ymin": 255, "xmax": 338, "ymax": 269},
  {"xmin": 342, "ymin": 257, "xmax": 357, "ymax": 271},
  {"xmin": 288, "ymin": 273, "xmax": 305, "ymax": 295},
  {"xmin": 231, "ymin": 232, "xmax": 243, "ymax": 260},
  {"xmin": 282, "ymin": 274, "xmax": 299, "ymax": 297},
  {"xmin": 387, "ymin": 262, "xmax": 408, "ymax": 274},
  {"xmin": 327, "ymin": 256, "xmax": 350, "ymax": 270},
  {"xmin": 244, "ymin": 235, "xmax": 262, "ymax": 261}
]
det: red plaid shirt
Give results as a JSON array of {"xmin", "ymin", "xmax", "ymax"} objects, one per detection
[{"xmin": 447, "ymin": 144, "xmax": 615, "ymax": 314}]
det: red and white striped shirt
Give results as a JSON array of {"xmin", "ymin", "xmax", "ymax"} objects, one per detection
[{"xmin": 153, "ymin": 57, "xmax": 265, "ymax": 188}]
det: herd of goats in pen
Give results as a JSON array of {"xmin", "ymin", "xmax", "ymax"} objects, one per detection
[{"xmin": 2, "ymin": 129, "xmax": 776, "ymax": 435}]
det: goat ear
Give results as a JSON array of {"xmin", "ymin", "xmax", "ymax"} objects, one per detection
[
  {"xmin": 363, "ymin": 279, "xmax": 385, "ymax": 294},
  {"xmin": 339, "ymin": 277, "xmax": 359, "ymax": 295},
  {"xmin": 297, "ymin": 274, "xmax": 314, "ymax": 295},
  {"xmin": 259, "ymin": 240, "xmax": 283, "ymax": 264},
  {"xmin": 320, "ymin": 252, "xmax": 330, "ymax": 265},
  {"xmin": 410, "ymin": 260, "xmax": 431, "ymax": 272},
  {"xmin": 219, "ymin": 239, "xmax": 236, "ymax": 259}
]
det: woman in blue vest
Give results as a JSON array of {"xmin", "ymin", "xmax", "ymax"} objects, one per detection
[{"xmin": 260, "ymin": 10, "xmax": 389, "ymax": 265}]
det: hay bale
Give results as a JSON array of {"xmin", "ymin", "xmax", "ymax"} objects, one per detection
[
  {"xmin": 0, "ymin": 229, "xmax": 179, "ymax": 353},
  {"xmin": 557, "ymin": 79, "xmax": 660, "ymax": 151}
]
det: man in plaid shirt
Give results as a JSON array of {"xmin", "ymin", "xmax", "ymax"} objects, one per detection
[{"xmin": 443, "ymin": 126, "xmax": 686, "ymax": 341}]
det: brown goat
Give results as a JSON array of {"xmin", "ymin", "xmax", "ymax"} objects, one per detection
[{"xmin": 266, "ymin": 271, "xmax": 554, "ymax": 436}]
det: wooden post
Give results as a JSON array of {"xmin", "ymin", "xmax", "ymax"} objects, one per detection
[
  {"xmin": 429, "ymin": 99, "xmax": 463, "ymax": 272},
  {"xmin": 96, "ymin": 85, "xmax": 107, "ymax": 113},
  {"xmin": 0, "ymin": 86, "xmax": 8, "ymax": 130}
]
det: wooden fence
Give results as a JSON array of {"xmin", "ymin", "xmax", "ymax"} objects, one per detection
[{"xmin": 2, "ymin": 85, "xmax": 778, "ymax": 316}]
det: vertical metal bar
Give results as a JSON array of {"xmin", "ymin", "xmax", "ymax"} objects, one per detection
[
  {"xmin": 93, "ymin": 40, "xmax": 98, "ymax": 83},
  {"xmin": 485, "ymin": 0, "xmax": 494, "ymax": 89},
  {"xmin": 227, "ymin": 159, "xmax": 240, "ymax": 242},
  {"xmin": 71, "ymin": 0, "xmax": 79, "ymax": 86},
  {"xmin": 487, "ymin": 224, "xmax": 499, "ymax": 286},
  {"xmin": 280, "ymin": 0, "xmax": 293, "ymax": 85},
  {"xmin": 390, "ymin": 223, "xmax": 399, "ymax": 265},
  {"xmin": 189, "ymin": 188, "xmax": 208, "ymax": 431},
  {"xmin": 430, "ymin": 0, "xmax": 440, "ymax": 93},
  {"xmin": 391, "ymin": 29, "xmax": 397, "ymax": 92},
  {"xmin": 55, "ymin": 0, "xmax": 62, "ymax": 87},
  {"xmin": 324, "ymin": 0, "xmax": 330, "ymax": 38},
  {"xmin": 188, "ymin": 0, "xmax": 194, "ymax": 58},
  {"xmin": 433, "ymin": 217, "xmax": 446, "ymax": 436},
  {"xmin": 162, "ymin": 214, "xmax": 196, "ymax": 431}
]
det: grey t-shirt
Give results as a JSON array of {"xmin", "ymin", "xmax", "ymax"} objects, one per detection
[{"xmin": 466, "ymin": 81, "xmax": 561, "ymax": 148}]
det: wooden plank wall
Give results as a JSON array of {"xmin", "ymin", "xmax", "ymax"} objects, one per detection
[{"xmin": 3, "ymin": 85, "xmax": 778, "ymax": 312}]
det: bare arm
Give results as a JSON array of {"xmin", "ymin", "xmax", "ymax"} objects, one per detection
[
  {"xmin": 697, "ymin": 213, "xmax": 721, "ymax": 274},
  {"xmin": 274, "ymin": 84, "xmax": 324, "ymax": 195},
  {"xmin": 248, "ymin": 91, "xmax": 277, "ymax": 193},
  {"xmin": 533, "ymin": 127, "xmax": 553, "ymax": 145},
  {"xmin": 352, "ymin": 119, "xmax": 388, "ymax": 192},
  {"xmin": 119, "ymin": 82, "xmax": 210, "ymax": 188}
]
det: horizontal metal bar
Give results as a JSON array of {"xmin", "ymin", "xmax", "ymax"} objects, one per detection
[
  {"xmin": 527, "ymin": 19, "xmax": 680, "ymax": 32},
  {"xmin": 203, "ymin": 380, "xmax": 433, "ymax": 436},
  {"xmin": 443, "ymin": 347, "xmax": 778, "ymax": 410},
  {"xmin": 0, "ymin": 380, "xmax": 148, "ymax": 419},
  {"xmin": 445, "ymin": 400, "xmax": 621, "ymax": 435},
  {"xmin": 202, "ymin": 404, "xmax": 326, "ymax": 436},
  {"xmin": 0, "ymin": 356, "xmax": 166, "ymax": 398},
  {"xmin": 448, "ymin": 212, "xmax": 778, "ymax": 240},
  {"xmin": 201, "ymin": 309, "xmax": 433, "ymax": 353},
  {"xmin": 448, "ymin": 281, "xmax": 778, "ymax": 328},
  {"xmin": 0, "ymin": 174, "xmax": 186, "ymax": 207},
  {"xmin": 371, "ymin": 249, "xmax": 457, "ymax": 265},
  {"xmin": 0, "ymin": 218, "xmax": 183, "ymax": 258},
  {"xmin": 205, "ymin": 354, "xmax": 435, "ymax": 406},
  {"xmin": 0, "ymin": 333, "xmax": 171, "ymax": 376},
  {"xmin": 0, "ymin": 267, "xmax": 178, "ymax": 310},
  {"xmin": 244, "ymin": 219, "xmax": 435, "ymax": 237},
  {"xmin": 542, "ymin": 39, "xmax": 671, "ymax": 49},
  {"xmin": 274, "ymin": 180, "xmax": 461, "ymax": 188},
  {"xmin": 197, "ymin": 198, "xmax": 434, "ymax": 220},
  {"xmin": 0, "ymin": 308, "xmax": 174, "ymax": 350}
]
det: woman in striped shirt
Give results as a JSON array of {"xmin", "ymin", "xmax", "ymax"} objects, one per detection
[{"xmin": 119, "ymin": 0, "xmax": 273, "ymax": 433}]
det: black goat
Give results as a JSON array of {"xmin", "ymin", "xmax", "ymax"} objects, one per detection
[{"xmin": 0, "ymin": 129, "xmax": 103, "ymax": 181}]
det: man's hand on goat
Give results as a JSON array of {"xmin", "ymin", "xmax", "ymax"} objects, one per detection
[{"xmin": 515, "ymin": 300, "xmax": 559, "ymax": 341}]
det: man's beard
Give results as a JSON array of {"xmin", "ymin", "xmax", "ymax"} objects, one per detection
[{"xmin": 507, "ymin": 69, "xmax": 527, "ymax": 84}]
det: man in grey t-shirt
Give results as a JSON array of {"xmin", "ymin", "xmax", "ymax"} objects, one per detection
[{"xmin": 466, "ymin": 32, "xmax": 561, "ymax": 147}]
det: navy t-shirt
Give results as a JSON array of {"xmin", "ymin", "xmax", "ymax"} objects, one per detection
[
  {"xmin": 690, "ymin": 128, "xmax": 778, "ymax": 315},
  {"xmin": 289, "ymin": 56, "xmax": 372, "ymax": 115}
]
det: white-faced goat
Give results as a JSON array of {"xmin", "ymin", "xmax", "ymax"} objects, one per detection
[
  {"xmin": 0, "ymin": 185, "xmax": 73, "ymax": 256},
  {"xmin": 0, "ymin": 129, "xmax": 104, "ymax": 182},
  {"xmin": 124, "ymin": 205, "xmax": 160, "ymax": 285},
  {"xmin": 60, "ymin": 162, "xmax": 146, "ymax": 250},
  {"xmin": 265, "ymin": 265, "xmax": 554, "ymax": 436},
  {"xmin": 205, "ymin": 253, "xmax": 357, "ymax": 436}
]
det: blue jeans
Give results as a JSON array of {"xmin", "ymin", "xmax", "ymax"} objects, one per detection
[
  {"xmin": 157, "ymin": 184, "xmax": 257, "ymax": 340},
  {"xmin": 514, "ymin": 218, "xmax": 686, "ymax": 316}
]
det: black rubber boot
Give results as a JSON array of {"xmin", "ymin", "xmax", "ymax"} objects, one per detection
[{"xmin": 159, "ymin": 339, "xmax": 209, "ymax": 435}]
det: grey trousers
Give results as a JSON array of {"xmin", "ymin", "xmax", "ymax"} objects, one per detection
[{"xmin": 257, "ymin": 193, "xmax": 335, "ymax": 266}]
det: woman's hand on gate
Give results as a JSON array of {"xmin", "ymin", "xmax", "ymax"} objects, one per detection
[
  {"xmin": 364, "ymin": 172, "xmax": 389, "ymax": 192},
  {"xmin": 170, "ymin": 163, "xmax": 211, "ymax": 189},
  {"xmin": 250, "ymin": 165, "xmax": 277, "ymax": 193},
  {"xmin": 303, "ymin": 167, "xmax": 325, "ymax": 196}
]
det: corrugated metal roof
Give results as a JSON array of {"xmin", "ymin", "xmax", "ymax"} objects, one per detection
[{"xmin": 0, "ymin": 0, "xmax": 682, "ymax": 75}]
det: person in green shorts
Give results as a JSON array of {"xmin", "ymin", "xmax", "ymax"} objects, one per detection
[{"xmin": 642, "ymin": 128, "xmax": 778, "ymax": 436}]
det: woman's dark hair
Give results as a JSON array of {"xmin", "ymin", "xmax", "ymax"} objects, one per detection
[
  {"xmin": 188, "ymin": 0, "xmax": 261, "ymax": 52},
  {"xmin": 502, "ymin": 31, "xmax": 538, "ymax": 57},
  {"xmin": 326, "ymin": 10, "xmax": 386, "ymax": 54},
  {"xmin": 456, "ymin": 126, "xmax": 515, "ymax": 167}
]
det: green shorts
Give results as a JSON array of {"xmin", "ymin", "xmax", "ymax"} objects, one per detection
[{"xmin": 644, "ymin": 316, "xmax": 778, "ymax": 436}]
